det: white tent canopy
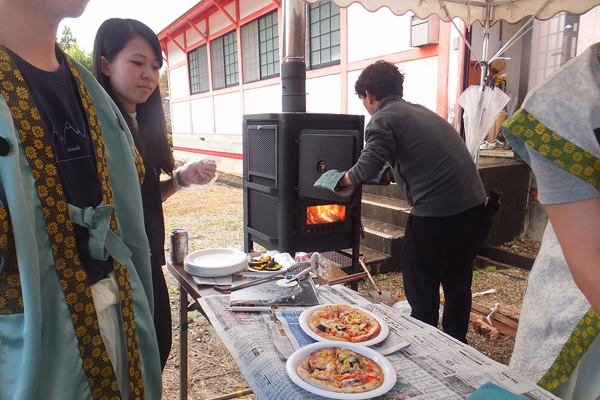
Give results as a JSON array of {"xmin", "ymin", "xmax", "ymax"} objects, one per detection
[
  {"xmin": 305, "ymin": 0, "xmax": 600, "ymax": 66},
  {"xmin": 304, "ymin": 0, "xmax": 600, "ymax": 26}
]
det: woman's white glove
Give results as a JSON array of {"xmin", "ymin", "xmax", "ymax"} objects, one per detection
[{"xmin": 173, "ymin": 159, "xmax": 217, "ymax": 191}]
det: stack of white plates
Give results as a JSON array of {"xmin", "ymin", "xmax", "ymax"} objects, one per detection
[{"xmin": 184, "ymin": 248, "xmax": 248, "ymax": 277}]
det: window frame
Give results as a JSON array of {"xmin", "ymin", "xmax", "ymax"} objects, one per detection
[
  {"xmin": 307, "ymin": 0, "xmax": 341, "ymax": 70},
  {"xmin": 258, "ymin": 10, "xmax": 280, "ymax": 80},
  {"xmin": 187, "ymin": 44, "xmax": 210, "ymax": 95},
  {"xmin": 211, "ymin": 29, "xmax": 239, "ymax": 90},
  {"xmin": 241, "ymin": 10, "xmax": 280, "ymax": 84}
]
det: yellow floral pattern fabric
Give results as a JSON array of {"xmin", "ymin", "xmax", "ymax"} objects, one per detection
[
  {"xmin": 539, "ymin": 308, "xmax": 600, "ymax": 391},
  {"xmin": 134, "ymin": 146, "xmax": 145, "ymax": 187},
  {"xmin": 0, "ymin": 204, "xmax": 23, "ymax": 315},
  {"xmin": 504, "ymin": 108, "xmax": 600, "ymax": 190},
  {"xmin": 0, "ymin": 45, "xmax": 145, "ymax": 399},
  {"xmin": 504, "ymin": 107, "xmax": 600, "ymax": 391}
]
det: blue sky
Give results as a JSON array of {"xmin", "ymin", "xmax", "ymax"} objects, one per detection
[{"xmin": 58, "ymin": 0, "xmax": 200, "ymax": 52}]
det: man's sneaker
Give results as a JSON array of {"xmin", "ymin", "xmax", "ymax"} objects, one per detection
[{"xmin": 480, "ymin": 141, "xmax": 494, "ymax": 150}]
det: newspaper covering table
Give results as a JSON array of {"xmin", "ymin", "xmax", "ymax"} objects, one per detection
[{"xmin": 198, "ymin": 284, "xmax": 559, "ymax": 400}]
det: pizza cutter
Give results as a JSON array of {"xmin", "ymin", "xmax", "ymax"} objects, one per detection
[{"xmin": 359, "ymin": 254, "xmax": 396, "ymax": 306}]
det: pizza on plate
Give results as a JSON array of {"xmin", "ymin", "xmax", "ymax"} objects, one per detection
[
  {"xmin": 296, "ymin": 346, "xmax": 384, "ymax": 393},
  {"xmin": 308, "ymin": 304, "xmax": 381, "ymax": 342}
]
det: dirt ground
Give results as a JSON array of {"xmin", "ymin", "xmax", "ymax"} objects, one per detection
[{"xmin": 159, "ymin": 181, "xmax": 536, "ymax": 399}]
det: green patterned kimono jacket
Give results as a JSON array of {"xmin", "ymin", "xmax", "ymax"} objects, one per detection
[{"xmin": 0, "ymin": 48, "xmax": 162, "ymax": 399}]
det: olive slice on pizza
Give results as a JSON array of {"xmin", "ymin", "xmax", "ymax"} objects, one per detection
[
  {"xmin": 308, "ymin": 304, "xmax": 381, "ymax": 343},
  {"xmin": 296, "ymin": 347, "xmax": 385, "ymax": 393}
]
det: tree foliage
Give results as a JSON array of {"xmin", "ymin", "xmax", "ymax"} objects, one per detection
[
  {"xmin": 65, "ymin": 45, "xmax": 93, "ymax": 71},
  {"xmin": 58, "ymin": 25, "xmax": 93, "ymax": 71},
  {"xmin": 160, "ymin": 69, "xmax": 172, "ymax": 137},
  {"xmin": 58, "ymin": 26, "xmax": 77, "ymax": 50}
]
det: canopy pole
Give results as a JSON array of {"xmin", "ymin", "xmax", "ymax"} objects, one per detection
[
  {"xmin": 439, "ymin": 0, "xmax": 480, "ymax": 63},
  {"xmin": 488, "ymin": 0, "xmax": 552, "ymax": 64},
  {"xmin": 478, "ymin": 0, "xmax": 492, "ymax": 88},
  {"xmin": 473, "ymin": 1, "xmax": 493, "ymax": 167}
]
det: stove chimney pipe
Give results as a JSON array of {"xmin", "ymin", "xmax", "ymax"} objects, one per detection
[{"xmin": 281, "ymin": 0, "xmax": 306, "ymax": 113}]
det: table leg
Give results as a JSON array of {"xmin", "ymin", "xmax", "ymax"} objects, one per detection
[{"xmin": 179, "ymin": 282, "xmax": 188, "ymax": 400}]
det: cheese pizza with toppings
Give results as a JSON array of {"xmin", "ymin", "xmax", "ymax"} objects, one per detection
[
  {"xmin": 308, "ymin": 304, "xmax": 381, "ymax": 343},
  {"xmin": 296, "ymin": 347, "xmax": 384, "ymax": 393}
]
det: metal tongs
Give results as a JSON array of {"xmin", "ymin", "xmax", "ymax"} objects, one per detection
[{"xmin": 282, "ymin": 266, "xmax": 313, "ymax": 285}]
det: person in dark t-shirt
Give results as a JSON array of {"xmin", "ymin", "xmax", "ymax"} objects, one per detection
[{"xmin": 0, "ymin": 0, "xmax": 163, "ymax": 398}]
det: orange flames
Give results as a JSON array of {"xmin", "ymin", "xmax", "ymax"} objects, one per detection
[{"xmin": 306, "ymin": 204, "xmax": 346, "ymax": 225}]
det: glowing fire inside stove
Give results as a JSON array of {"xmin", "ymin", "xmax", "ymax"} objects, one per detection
[{"xmin": 306, "ymin": 204, "xmax": 346, "ymax": 225}]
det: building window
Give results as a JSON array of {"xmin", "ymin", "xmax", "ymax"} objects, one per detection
[
  {"xmin": 259, "ymin": 11, "xmax": 280, "ymax": 78},
  {"xmin": 308, "ymin": 0, "xmax": 340, "ymax": 69},
  {"xmin": 241, "ymin": 21, "xmax": 260, "ymax": 83},
  {"xmin": 211, "ymin": 30, "xmax": 239, "ymax": 89},
  {"xmin": 241, "ymin": 10, "xmax": 280, "ymax": 83},
  {"xmin": 528, "ymin": 12, "xmax": 578, "ymax": 90},
  {"xmin": 188, "ymin": 44, "xmax": 209, "ymax": 94}
]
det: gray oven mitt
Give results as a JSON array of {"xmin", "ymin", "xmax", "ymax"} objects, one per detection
[{"xmin": 314, "ymin": 169, "xmax": 355, "ymax": 198}]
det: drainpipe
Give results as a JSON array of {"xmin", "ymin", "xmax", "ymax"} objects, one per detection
[{"xmin": 281, "ymin": 0, "xmax": 306, "ymax": 112}]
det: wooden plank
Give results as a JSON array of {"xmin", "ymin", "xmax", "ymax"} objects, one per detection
[{"xmin": 471, "ymin": 302, "xmax": 519, "ymax": 330}]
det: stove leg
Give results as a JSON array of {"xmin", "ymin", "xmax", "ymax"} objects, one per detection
[{"xmin": 350, "ymin": 250, "xmax": 359, "ymax": 291}]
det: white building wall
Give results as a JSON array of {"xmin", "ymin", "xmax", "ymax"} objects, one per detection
[
  {"xmin": 191, "ymin": 97, "xmax": 213, "ymax": 135},
  {"xmin": 240, "ymin": 0, "xmax": 271, "ymax": 19},
  {"xmin": 400, "ymin": 57, "xmax": 438, "ymax": 112},
  {"xmin": 347, "ymin": 4, "xmax": 413, "ymax": 62},
  {"xmin": 306, "ymin": 75, "xmax": 342, "ymax": 114},
  {"xmin": 167, "ymin": 37, "xmax": 186, "ymax": 65},
  {"xmin": 347, "ymin": 70, "xmax": 369, "ymax": 124},
  {"xmin": 244, "ymin": 84, "xmax": 282, "ymax": 114},
  {"xmin": 209, "ymin": 4, "xmax": 235, "ymax": 33},
  {"xmin": 186, "ymin": 20, "xmax": 206, "ymax": 48},
  {"xmin": 347, "ymin": 58, "xmax": 439, "ymax": 127},
  {"xmin": 214, "ymin": 92, "xmax": 242, "ymax": 135},
  {"xmin": 170, "ymin": 65, "xmax": 190, "ymax": 99},
  {"xmin": 578, "ymin": 6, "xmax": 600, "ymax": 53},
  {"xmin": 172, "ymin": 101, "xmax": 191, "ymax": 133}
]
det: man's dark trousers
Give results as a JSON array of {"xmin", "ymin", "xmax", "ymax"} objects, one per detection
[{"xmin": 402, "ymin": 203, "xmax": 486, "ymax": 343}]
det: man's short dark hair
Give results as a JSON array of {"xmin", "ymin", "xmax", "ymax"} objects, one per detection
[{"xmin": 355, "ymin": 60, "xmax": 404, "ymax": 100}]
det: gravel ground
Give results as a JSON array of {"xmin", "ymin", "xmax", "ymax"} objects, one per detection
[{"xmin": 159, "ymin": 181, "xmax": 534, "ymax": 399}]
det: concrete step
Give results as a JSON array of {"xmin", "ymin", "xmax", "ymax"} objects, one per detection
[
  {"xmin": 361, "ymin": 193, "xmax": 411, "ymax": 228},
  {"xmin": 362, "ymin": 183, "xmax": 405, "ymax": 200},
  {"xmin": 360, "ymin": 217, "xmax": 404, "ymax": 257},
  {"xmin": 338, "ymin": 246, "xmax": 398, "ymax": 275}
]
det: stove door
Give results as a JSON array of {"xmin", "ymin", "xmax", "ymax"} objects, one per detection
[{"xmin": 298, "ymin": 130, "xmax": 359, "ymax": 202}]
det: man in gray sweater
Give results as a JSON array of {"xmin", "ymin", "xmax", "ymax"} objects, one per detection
[{"xmin": 316, "ymin": 60, "xmax": 487, "ymax": 343}]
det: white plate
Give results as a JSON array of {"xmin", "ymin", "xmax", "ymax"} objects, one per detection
[
  {"xmin": 184, "ymin": 248, "xmax": 248, "ymax": 277},
  {"xmin": 184, "ymin": 261, "xmax": 246, "ymax": 277},
  {"xmin": 286, "ymin": 342, "xmax": 397, "ymax": 400},
  {"xmin": 299, "ymin": 304, "xmax": 389, "ymax": 347},
  {"xmin": 185, "ymin": 248, "xmax": 247, "ymax": 269}
]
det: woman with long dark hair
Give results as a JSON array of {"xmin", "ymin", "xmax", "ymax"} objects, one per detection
[{"xmin": 93, "ymin": 18, "xmax": 216, "ymax": 370}]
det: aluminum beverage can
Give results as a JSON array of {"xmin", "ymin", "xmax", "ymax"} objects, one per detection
[{"xmin": 170, "ymin": 229, "xmax": 188, "ymax": 264}]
